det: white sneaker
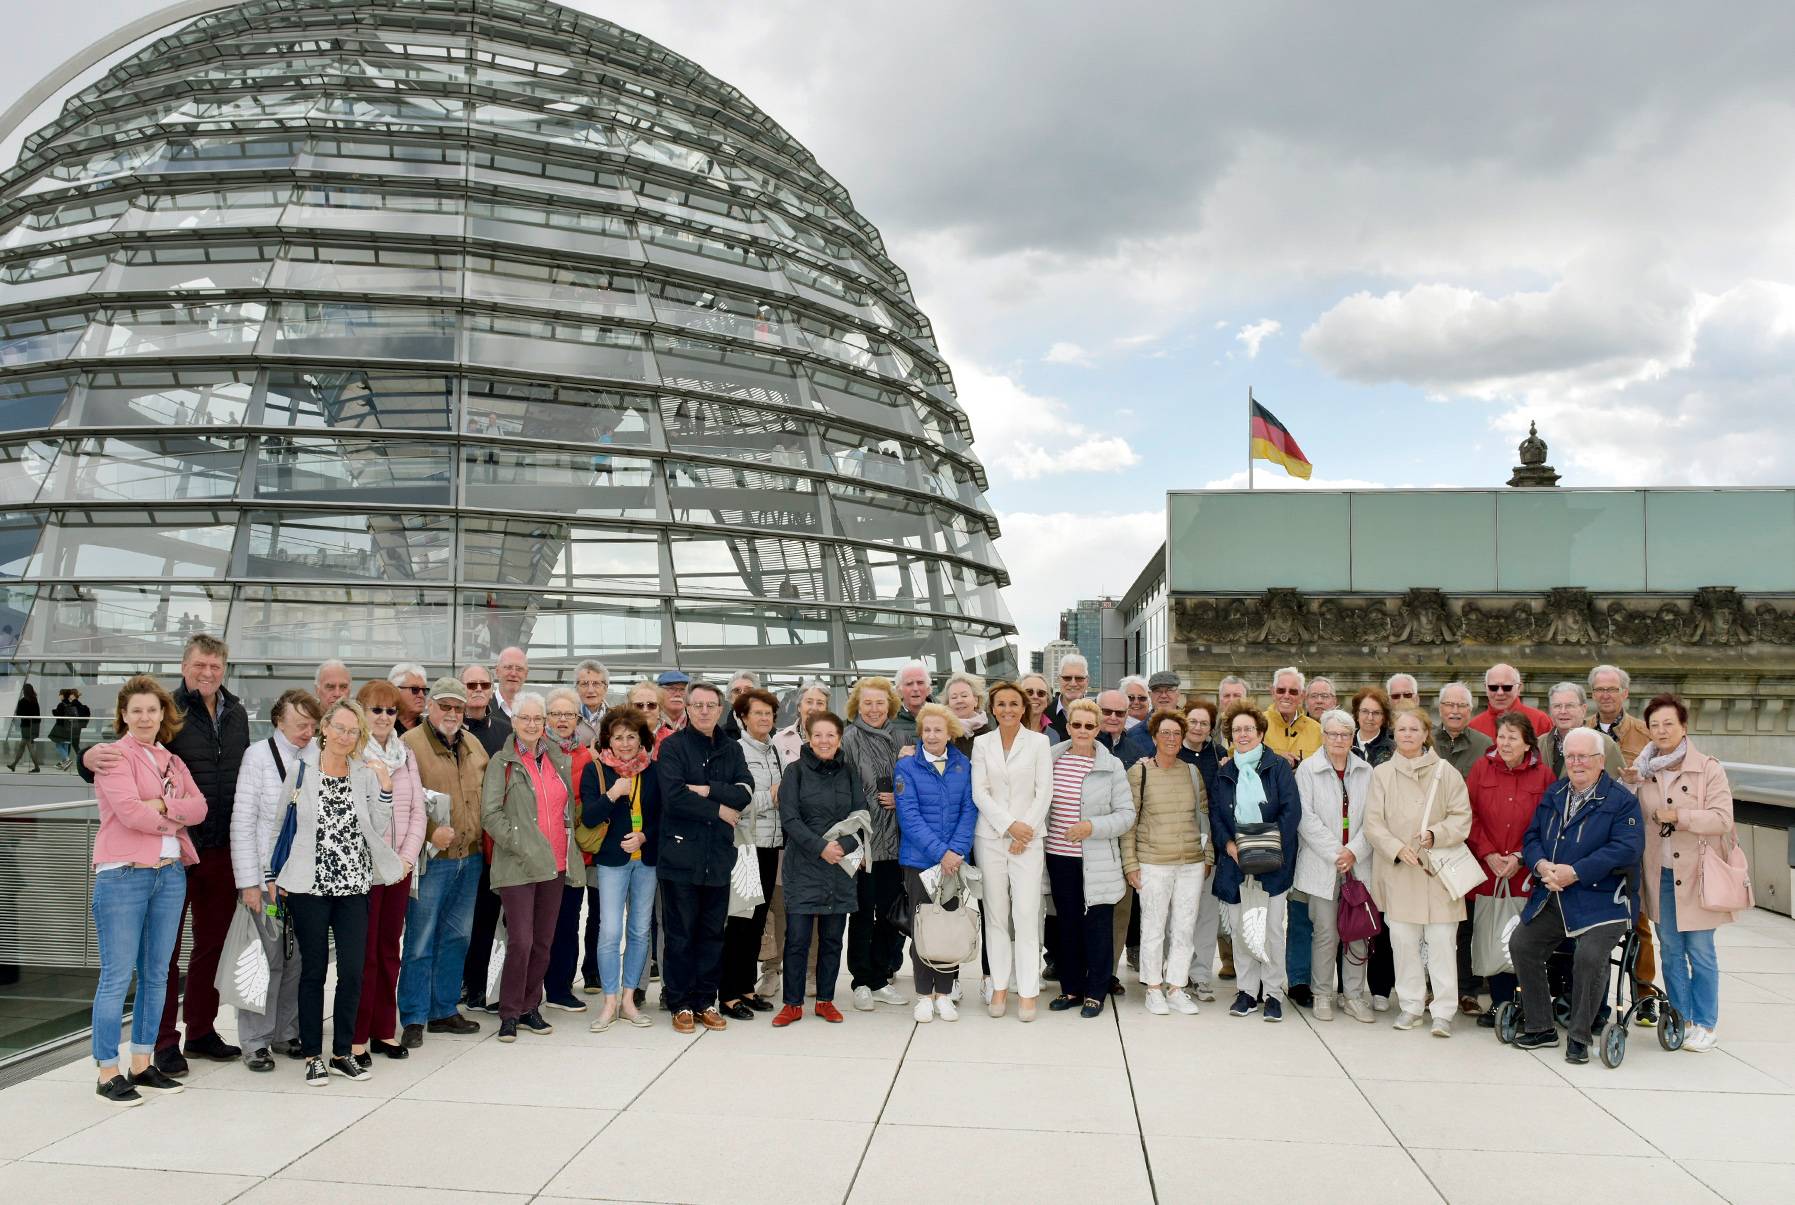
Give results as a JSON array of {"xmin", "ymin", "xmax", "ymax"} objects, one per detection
[
  {"xmin": 1342, "ymin": 996, "xmax": 1375, "ymax": 1024},
  {"xmin": 1312, "ymin": 994, "xmax": 1334, "ymax": 1021},
  {"xmin": 1431, "ymin": 1016, "xmax": 1453, "ymax": 1039},
  {"xmin": 980, "ymin": 976, "xmax": 994, "ymax": 1005},
  {"xmin": 1192, "ymin": 984, "xmax": 1216, "ymax": 1003},
  {"xmin": 1167, "ymin": 987, "xmax": 1200, "ymax": 1016},
  {"xmin": 949, "ymin": 980, "xmax": 963, "ymax": 1004},
  {"xmin": 871, "ymin": 985, "xmax": 909, "ymax": 1007},
  {"xmin": 935, "ymin": 996, "xmax": 959, "ymax": 1022},
  {"xmin": 1372, "ymin": 994, "xmax": 1391, "ymax": 1013},
  {"xmin": 852, "ymin": 985, "xmax": 875, "ymax": 1012},
  {"xmin": 1684, "ymin": 1025, "xmax": 1718, "ymax": 1053},
  {"xmin": 912, "ymin": 998, "xmax": 933, "ymax": 1024},
  {"xmin": 1144, "ymin": 987, "xmax": 1170, "ymax": 1016},
  {"xmin": 1393, "ymin": 1011, "xmax": 1425, "ymax": 1031}
]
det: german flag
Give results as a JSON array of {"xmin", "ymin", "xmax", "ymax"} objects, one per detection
[{"xmin": 1250, "ymin": 397, "xmax": 1313, "ymax": 480}]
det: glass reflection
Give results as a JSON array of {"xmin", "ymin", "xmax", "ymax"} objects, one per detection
[
  {"xmin": 78, "ymin": 370, "xmax": 253, "ymax": 429},
  {"xmin": 28, "ymin": 512, "xmax": 235, "ymax": 580},
  {"xmin": 44, "ymin": 436, "xmax": 242, "ymax": 504},
  {"xmin": 253, "ymin": 437, "xmax": 454, "ymax": 504},
  {"xmin": 20, "ymin": 582, "xmax": 229, "ymax": 658}
]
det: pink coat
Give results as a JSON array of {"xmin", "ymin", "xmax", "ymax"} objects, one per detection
[
  {"xmin": 92, "ymin": 737, "xmax": 207, "ymax": 867},
  {"xmin": 1638, "ymin": 745, "xmax": 1737, "ymax": 932}
]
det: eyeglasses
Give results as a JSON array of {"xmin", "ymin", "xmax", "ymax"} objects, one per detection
[
  {"xmin": 547, "ymin": 711, "xmax": 578, "ymax": 721},
  {"xmin": 1067, "ymin": 721, "xmax": 1098, "ymax": 731},
  {"xmin": 1125, "ymin": 693, "xmax": 1149, "ymax": 703},
  {"xmin": 464, "ymin": 681, "xmax": 493, "ymax": 691},
  {"xmin": 402, "ymin": 684, "xmax": 427, "ymax": 694},
  {"xmin": 634, "ymin": 700, "xmax": 659, "ymax": 710},
  {"xmin": 367, "ymin": 706, "xmax": 398, "ymax": 716},
  {"xmin": 1563, "ymin": 753, "xmax": 1602, "ymax": 762},
  {"xmin": 1487, "ymin": 683, "xmax": 1517, "ymax": 693},
  {"xmin": 1060, "ymin": 674, "xmax": 1088, "ymax": 683},
  {"xmin": 1099, "ymin": 707, "xmax": 1127, "ymax": 717},
  {"xmin": 324, "ymin": 724, "xmax": 358, "ymax": 740},
  {"xmin": 1023, "ymin": 689, "xmax": 1049, "ymax": 697},
  {"xmin": 1592, "ymin": 686, "xmax": 1623, "ymax": 695}
]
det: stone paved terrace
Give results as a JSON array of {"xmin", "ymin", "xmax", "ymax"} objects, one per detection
[{"xmin": 3, "ymin": 907, "xmax": 1794, "ymax": 1204}]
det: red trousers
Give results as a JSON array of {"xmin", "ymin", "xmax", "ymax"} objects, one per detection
[
  {"xmin": 158, "ymin": 844, "xmax": 237, "ymax": 1052},
  {"xmin": 353, "ymin": 875, "xmax": 412, "ymax": 1045}
]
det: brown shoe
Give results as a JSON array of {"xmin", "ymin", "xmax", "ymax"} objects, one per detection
[
  {"xmin": 672, "ymin": 1010, "xmax": 696, "ymax": 1034},
  {"xmin": 699, "ymin": 1007, "xmax": 728, "ymax": 1031}
]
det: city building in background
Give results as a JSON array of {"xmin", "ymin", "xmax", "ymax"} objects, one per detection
[
  {"xmin": 0, "ymin": 0, "xmax": 1018, "ymax": 731},
  {"xmin": 1041, "ymin": 639, "xmax": 1081, "ymax": 687},
  {"xmin": 1059, "ymin": 596, "xmax": 1121, "ymax": 692}
]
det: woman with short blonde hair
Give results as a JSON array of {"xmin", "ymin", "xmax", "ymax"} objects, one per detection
[{"xmin": 843, "ymin": 675, "xmax": 906, "ymax": 1010}]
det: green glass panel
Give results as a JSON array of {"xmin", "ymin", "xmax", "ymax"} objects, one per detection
[
  {"xmin": 1497, "ymin": 490, "xmax": 1645, "ymax": 591},
  {"xmin": 1645, "ymin": 491, "xmax": 1795, "ymax": 591},
  {"xmin": 1168, "ymin": 493, "xmax": 1350, "ymax": 592},
  {"xmin": 1350, "ymin": 492, "xmax": 1495, "ymax": 592}
]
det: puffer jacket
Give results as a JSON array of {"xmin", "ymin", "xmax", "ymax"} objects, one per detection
[
  {"xmin": 363, "ymin": 732, "xmax": 426, "ymax": 870},
  {"xmin": 778, "ymin": 747, "xmax": 867, "ymax": 915},
  {"xmin": 482, "ymin": 738, "xmax": 576, "ymax": 890},
  {"xmin": 1210, "ymin": 747, "xmax": 1303, "ymax": 903},
  {"xmin": 842, "ymin": 716, "xmax": 901, "ymax": 862},
  {"xmin": 1046, "ymin": 742, "xmax": 1136, "ymax": 907},
  {"xmin": 230, "ymin": 731, "xmax": 318, "ymax": 889},
  {"xmin": 894, "ymin": 745, "xmax": 976, "ymax": 870},
  {"xmin": 1365, "ymin": 750, "xmax": 1473, "ymax": 925},
  {"xmin": 1121, "ymin": 758, "xmax": 1210, "ymax": 875},
  {"xmin": 1521, "ymin": 772, "xmax": 1644, "ymax": 935},
  {"xmin": 1465, "ymin": 745, "xmax": 1556, "ymax": 899},
  {"xmin": 1293, "ymin": 748, "xmax": 1374, "ymax": 901},
  {"xmin": 165, "ymin": 683, "xmax": 251, "ymax": 850},
  {"xmin": 736, "ymin": 734, "xmax": 785, "ymax": 848},
  {"xmin": 263, "ymin": 752, "xmax": 407, "ymax": 895}
]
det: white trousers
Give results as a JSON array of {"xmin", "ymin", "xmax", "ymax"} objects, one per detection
[
  {"xmin": 1190, "ymin": 877, "xmax": 1223, "ymax": 989},
  {"xmin": 1137, "ymin": 862, "xmax": 1205, "ymax": 987},
  {"xmin": 1224, "ymin": 893, "xmax": 1287, "ymax": 1002},
  {"xmin": 1388, "ymin": 920, "xmax": 1458, "ymax": 1022},
  {"xmin": 1307, "ymin": 888, "xmax": 1368, "ymax": 1001},
  {"xmin": 976, "ymin": 834, "xmax": 1044, "ymax": 998}
]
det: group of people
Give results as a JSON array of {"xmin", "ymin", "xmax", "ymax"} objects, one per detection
[
  {"xmin": 83, "ymin": 635, "xmax": 1745, "ymax": 1109},
  {"xmin": 5, "ymin": 682, "xmax": 91, "ymax": 771}
]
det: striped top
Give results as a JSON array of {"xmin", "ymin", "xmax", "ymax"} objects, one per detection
[{"xmin": 1047, "ymin": 753, "xmax": 1095, "ymax": 857}]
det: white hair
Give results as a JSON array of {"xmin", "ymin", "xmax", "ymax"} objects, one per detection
[
  {"xmin": 1118, "ymin": 675, "xmax": 1149, "ymax": 694},
  {"xmin": 1059, "ymin": 654, "xmax": 1089, "ymax": 675},
  {"xmin": 387, "ymin": 662, "xmax": 427, "ymax": 686},
  {"xmin": 1437, "ymin": 682, "xmax": 1474, "ymax": 706},
  {"xmin": 944, "ymin": 671, "xmax": 987, "ymax": 703},
  {"xmin": 896, "ymin": 659, "xmax": 932, "ymax": 687},
  {"xmin": 1385, "ymin": 673, "xmax": 1418, "ymax": 695},
  {"xmin": 510, "ymin": 690, "xmax": 547, "ymax": 718},
  {"xmin": 1218, "ymin": 674, "xmax": 1250, "ymax": 692},
  {"xmin": 728, "ymin": 671, "xmax": 760, "ymax": 689},
  {"xmin": 1550, "ymin": 681, "xmax": 1586, "ymax": 706},
  {"xmin": 545, "ymin": 686, "xmax": 580, "ymax": 710},
  {"xmin": 1484, "ymin": 662, "xmax": 1521, "ymax": 686},
  {"xmin": 1588, "ymin": 664, "xmax": 1630, "ymax": 691},
  {"xmin": 1308, "ymin": 676, "xmax": 1335, "ymax": 693},
  {"xmin": 1562, "ymin": 727, "xmax": 1603, "ymax": 756},
  {"xmin": 574, "ymin": 659, "xmax": 610, "ymax": 679},
  {"xmin": 1273, "ymin": 665, "xmax": 1305, "ymax": 691},
  {"xmin": 315, "ymin": 658, "xmax": 349, "ymax": 684},
  {"xmin": 1319, "ymin": 708, "xmax": 1356, "ymax": 735}
]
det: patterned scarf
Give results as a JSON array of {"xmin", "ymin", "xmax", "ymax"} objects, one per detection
[{"xmin": 598, "ymin": 746, "xmax": 652, "ymax": 778}]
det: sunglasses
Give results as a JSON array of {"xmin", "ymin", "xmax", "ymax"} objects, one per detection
[
  {"xmin": 1273, "ymin": 687, "xmax": 1301, "ymax": 696},
  {"xmin": 464, "ymin": 681, "xmax": 493, "ymax": 690},
  {"xmin": 1125, "ymin": 694, "xmax": 1149, "ymax": 703},
  {"xmin": 1099, "ymin": 708, "xmax": 1127, "ymax": 717},
  {"xmin": 1487, "ymin": 683, "xmax": 1517, "ymax": 693},
  {"xmin": 634, "ymin": 700, "xmax": 659, "ymax": 709},
  {"xmin": 367, "ymin": 706, "xmax": 398, "ymax": 716},
  {"xmin": 401, "ymin": 685, "xmax": 427, "ymax": 694},
  {"xmin": 1067, "ymin": 721, "xmax": 1098, "ymax": 731}
]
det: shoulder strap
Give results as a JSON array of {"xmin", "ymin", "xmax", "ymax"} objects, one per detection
[
  {"xmin": 1419, "ymin": 761, "xmax": 1445, "ymax": 831},
  {"xmin": 267, "ymin": 736, "xmax": 287, "ymax": 782}
]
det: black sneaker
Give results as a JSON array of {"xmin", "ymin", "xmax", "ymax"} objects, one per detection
[
  {"xmin": 152, "ymin": 1045, "xmax": 190, "ymax": 1079},
  {"xmin": 129, "ymin": 1065, "xmax": 185, "ymax": 1095},
  {"xmin": 183, "ymin": 1032, "xmax": 241, "ymax": 1062},
  {"xmin": 353, "ymin": 1051, "xmax": 374, "ymax": 1073},
  {"xmin": 1228, "ymin": 991, "xmax": 1256, "ymax": 1018},
  {"xmin": 1263, "ymin": 998, "xmax": 1284, "ymax": 1023},
  {"xmin": 96, "ymin": 1075, "xmax": 143, "ymax": 1108},
  {"xmin": 401, "ymin": 1024, "xmax": 424, "ymax": 1049},
  {"xmin": 465, "ymin": 999, "xmax": 499, "ymax": 1015},
  {"xmin": 1635, "ymin": 996, "xmax": 1659, "ymax": 1028},
  {"xmin": 633, "ymin": 987, "xmax": 647, "ymax": 1009},
  {"xmin": 1512, "ymin": 1029, "xmax": 1560, "ymax": 1051},
  {"xmin": 1565, "ymin": 1038, "xmax": 1590, "ymax": 1065},
  {"xmin": 1476, "ymin": 1009, "xmax": 1498, "ymax": 1029},
  {"xmin": 1287, "ymin": 984, "xmax": 1314, "ymax": 1009},
  {"xmin": 304, "ymin": 1057, "xmax": 328, "ymax": 1086},
  {"xmin": 544, "ymin": 994, "xmax": 587, "ymax": 1013},
  {"xmin": 245, "ymin": 1048, "xmax": 276, "ymax": 1073},
  {"xmin": 519, "ymin": 1009, "xmax": 554, "ymax": 1035},
  {"xmin": 649, "ymin": 960, "xmax": 661, "ymax": 981},
  {"xmin": 497, "ymin": 1019, "xmax": 519, "ymax": 1043},
  {"xmin": 329, "ymin": 1055, "xmax": 367, "ymax": 1081},
  {"xmin": 279, "ymin": 1039, "xmax": 305, "ymax": 1060}
]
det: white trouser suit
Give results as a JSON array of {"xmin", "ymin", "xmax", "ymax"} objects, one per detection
[{"xmin": 970, "ymin": 724, "xmax": 1054, "ymax": 1001}]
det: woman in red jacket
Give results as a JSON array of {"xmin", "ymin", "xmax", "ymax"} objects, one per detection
[{"xmin": 1464, "ymin": 712, "xmax": 1557, "ymax": 1026}]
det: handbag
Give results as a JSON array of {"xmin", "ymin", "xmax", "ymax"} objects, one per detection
[
  {"xmin": 267, "ymin": 761, "xmax": 305, "ymax": 878},
  {"xmin": 1472, "ymin": 876, "xmax": 1526, "ymax": 976},
  {"xmin": 1419, "ymin": 763, "xmax": 1485, "ymax": 901},
  {"xmin": 1336, "ymin": 874, "xmax": 1382, "ymax": 945},
  {"xmin": 1234, "ymin": 821, "xmax": 1283, "ymax": 878},
  {"xmin": 1696, "ymin": 832, "xmax": 1755, "ymax": 913},
  {"xmin": 575, "ymin": 766, "xmax": 621, "ymax": 855},
  {"xmin": 912, "ymin": 871, "xmax": 981, "ymax": 973}
]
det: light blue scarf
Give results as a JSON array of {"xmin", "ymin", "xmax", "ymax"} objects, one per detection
[{"xmin": 1232, "ymin": 743, "xmax": 1267, "ymax": 822}]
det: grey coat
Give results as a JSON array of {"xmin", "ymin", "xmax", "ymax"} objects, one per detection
[
  {"xmin": 267, "ymin": 753, "xmax": 407, "ymax": 896},
  {"xmin": 1046, "ymin": 742, "xmax": 1136, "ymax": 907},
  {"xmin": 481, "ymin": 739, "xmax": 578, "ymax": 891},
  {"xmin": 842, "ymin": 717, "xmax": 901, "ymax": 862}
]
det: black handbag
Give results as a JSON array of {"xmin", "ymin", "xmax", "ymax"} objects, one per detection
[
  {"xmin": 883, "ymin": 884, "xmax": 914, "ymax": 937},
  {"xmin": 1234, "ymin": 820, "xmax": 1284, "ymax": 878}
]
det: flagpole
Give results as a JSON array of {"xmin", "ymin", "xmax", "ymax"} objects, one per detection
[{"xmin": 1246, "ymin": 386, "xmax": 1254, "ymax": 490}]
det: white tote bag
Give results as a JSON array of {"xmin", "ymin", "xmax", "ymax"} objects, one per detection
[{"xmin": 1419, "ymin": 764, "xmax": 1486, "ymax": 901}]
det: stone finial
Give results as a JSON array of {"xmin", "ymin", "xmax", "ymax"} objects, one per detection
[{"xmin": 1508, "ymin": 420, "xmax": 1561, "ymax": 487}]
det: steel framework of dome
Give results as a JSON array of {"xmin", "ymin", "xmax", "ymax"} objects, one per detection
[{"xmin": 0, "ymin": 0, "xmax": 1017, "ymax": 708}]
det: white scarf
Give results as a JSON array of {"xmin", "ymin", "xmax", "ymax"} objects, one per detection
[
  {"xmin": 364, "ymin": 730, "xmax": 408, "ymax": 773},
  {"xmin": 1633, "ymin": 737, "xmax": 1688, "ymax": 782}
]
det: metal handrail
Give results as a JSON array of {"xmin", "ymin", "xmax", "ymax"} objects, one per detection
[{"xmin": 0, "ymin": 798, "xmax": 98, "ymax": 817}]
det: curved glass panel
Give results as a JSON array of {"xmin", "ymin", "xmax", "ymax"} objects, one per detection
[{"xmin": 28, "ymin": 511, "xmax": 236, "ymax": 580}]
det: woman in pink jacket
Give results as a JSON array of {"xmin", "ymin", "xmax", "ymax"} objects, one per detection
[
  {"xmin": 349, "ymin": 679, "xmax": 426, "ymax": 1069},
  {"xmin": 1636, "ymin": 693, "xmax": 1738, "ymax": 1054},
  {"xmin": 90, "ymin": 675, "xmax": 208, "ymax": 1108}
]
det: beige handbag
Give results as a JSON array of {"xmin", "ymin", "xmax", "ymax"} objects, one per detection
[
  {"xmin": 913, "ymin": 871, "xmax": 982, "ymax": 973},
  {"xmin": 1420, "ymin": 763, "xmax": 1486, "ymax": 901}
]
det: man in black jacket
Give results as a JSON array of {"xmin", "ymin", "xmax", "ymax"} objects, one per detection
[
  {"xmin": 1041, "ymin": 654, "xmax": 1089, "ymax": 743},
  {"xmin": 80, "ymin": 634, "xmax": 249, "ymax": 1075},
  {"xmin": 655, "ymin": 682, "xmax": 753, "ymax": 1033}
]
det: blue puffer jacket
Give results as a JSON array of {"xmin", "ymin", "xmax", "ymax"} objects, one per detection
[
  {"xmin": 1521, "ymin": 772, "xmax": 1645, "ymax": 935},
  {"xmin": 894, "ymin": 745, "xmax": 976, "ymax": 870},
  {"xmin": 1209, "ymin": 749, "xmax": 1302, "ymax": 902}
]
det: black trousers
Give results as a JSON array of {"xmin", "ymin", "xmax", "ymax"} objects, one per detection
[
  {"xmin": 905, "ymin": 868, "xmax": 962, "ymax": 996},
  {"xmin": 463, "ymin": 858, "xmax": 501, "ymax": 1006},
  {"xmin": 720, "ymin": 846, "xmax": 779, "ymax": 1002},
  {"xmin": 660, "ymin": 878, "xmax": 729, "ymax": 1014},
  {"xmin": 784, "ymin": 911, "xmax": 846, "ymax": 1007},
  {"xmin": 289, "ymin": 891, "xmax": 369, "ymax": 1058},
  {"xmin": 847, "ymin": 860, "xmax": 906, "ymax": 991},
  {"xmin": 1045, "ymin": 853, "xmax": 1113, "ymax": 1002},
  {"xmin": 1512, "ymin": 903, "xmax": 1625, "ymax": 1044},
  {"xmin": 545, "ymin": 882, "xmax": 601, "ymax": 1002},
  {"xmin": 1456, "ymin": 916, "xmax": 1481, "ymax": 994}
]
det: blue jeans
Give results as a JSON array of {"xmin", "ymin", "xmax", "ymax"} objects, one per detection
[
  {"xmin": 1656, "ymin": 867, "xmax": 1720, "ymax": 1030},
  {"xmin": 1286, "ymin": 895, "xmax": 1314, "ymax": 987},
  {"xmin": 595, "ymin": 860, "xmax": 656, "ymax": 994},
  {"xmin": 398, "ymin": 853, "xmax": 481, "ymax": 1026},
  {"xmin": 90, "ymin": 863, "xmax": 186, "ymax": 1066}
]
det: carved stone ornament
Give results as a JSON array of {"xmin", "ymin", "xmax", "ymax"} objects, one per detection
[
  {"xmin": 1688, "ymin": 586, "xmax": 1754, "ymax": 646},
  {"xmin": 1537, "ymin": 587, "xmax": 1603, "ymax": 645},
  {"xmin": 1457, "ymin": 600, "xmax": 1538, "ymax": 645},
  {"xmin": 1394, "ymin": 588, "xmax": 1456, "ymax": 644}
]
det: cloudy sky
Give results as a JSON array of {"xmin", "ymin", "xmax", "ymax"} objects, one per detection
[{"xmin": 7, "ymin": 1, "xmax": 1795, "ymax": 656}]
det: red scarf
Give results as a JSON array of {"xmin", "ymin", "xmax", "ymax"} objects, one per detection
[{"xmin": 598, "ymin": 746, "xmax": 652, "ymax": 778}]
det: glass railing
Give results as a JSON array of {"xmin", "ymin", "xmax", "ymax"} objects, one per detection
[{"xmin": 0, "ymin": 797, "xmax": 109, "ymax": 1066}]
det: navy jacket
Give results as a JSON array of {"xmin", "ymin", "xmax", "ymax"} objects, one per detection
[
  {"xmin": 655, "ymin": 723, "xmax": 753, "ymax": 887},
  {"xmin": 1177, "ymin": 741, "xmax": 1221, "ymax": 803},
  {"xmin": 1209, "ymin": 749, "xmax": 1302, "ymax": 902},
  {"xmin": 894, "ymin": 745, "xmax": 976, "ymax": 870},
  {"xmin": 1117, "ymin": 724, "xmax": 1156, "ymax": 768},
  {"xmin": 1520, "ymin": 772, "xmax": 1645, "ymax": 935},
  {"xmin": 579, "ymin": 759, "xmax": 662, "ymax": 868}
]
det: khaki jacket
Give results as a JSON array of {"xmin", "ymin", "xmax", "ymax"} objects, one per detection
[
  {"xmin": 1364, "ymin": 750, "xmax": 1473, "ymax": 925},
  {"xmin": 482, "ymin": 739, "xmax": 577, "ymax": 891},
  {"xmin": 1121, "ymin": 759, "xmax": 1209, "ymax": 874},
  {"xmin": 1587, "ymin": 711, "xmax": 1650, "ymax": 764},
  {"xmin": 403, "ymin": 720, "xmax": 489, "ymax": 860}
]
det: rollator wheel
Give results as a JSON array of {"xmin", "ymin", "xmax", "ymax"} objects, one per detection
[
  {"xmin": 1600, "ymin": 1021, "xmax": 1628, "ymax": 1069},
  {"xmin": 1494, "ymin": 1000, "xmax": 1520, "ymax": 1045},
  {"xmin": 1658, "ymin": 1005, "xmax": 1686, "ymax": 1052}
]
